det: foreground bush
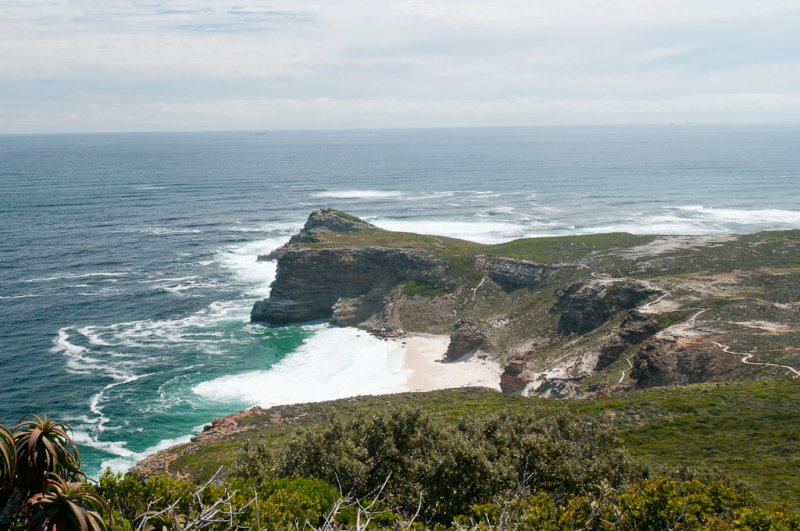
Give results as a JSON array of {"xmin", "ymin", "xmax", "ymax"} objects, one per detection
[
  {"xmin": 94, "ymin": 471, "xmax": 799, "ymax": 530},
  {"xmin": 234, "ymin": 408, "xmax": 644, "ymax": 523},
  {"xmin": 1, "ymin": 415, "xmax": 109, "ymax": 531},
  {"xmin": 95, "ymin": 471, "xmax": 340, "ymax": 530},
  {"xmin": 464, "ymin": 478, "xmax": 800, "ymax": 530}
]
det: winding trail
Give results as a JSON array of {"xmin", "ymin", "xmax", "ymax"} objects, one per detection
[
  {"xmin": 471, "ymin": 276, "xmax": 487, "ymax": 301},
  {"xmin": 713, "ymin": 342, "xmax": 800, "ymax": 379},
  {"xmin": 618, "ymin": 357, "xmax": 633, "ymax": 384},
  {"xmin": 617, "ymin": 292, "xmax": 706, "ymax": 384},
  {"xmin": 602, "ymin": 279, "xmax": 798, "ymax": 384}
]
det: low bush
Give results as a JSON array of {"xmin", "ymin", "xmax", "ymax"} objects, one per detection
[
  {"xmin": 465, "ymin": 478, "xmax": 800, "ymax": 530},
  {"xmin": 234, "ymin": 407, "xmax": 644, "ymax": 523},
  {"xmin": 94, "ymin": 471, "xmax": 339, "ymax": 530}
]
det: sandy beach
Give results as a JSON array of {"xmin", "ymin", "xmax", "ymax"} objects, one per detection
[{"xmin": 398, "ymin": 334, "xmax": 502, "ymax": 392}]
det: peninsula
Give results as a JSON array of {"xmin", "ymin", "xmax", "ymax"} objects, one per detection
[{"xmin": 250, "ymin": 208, "xmax": 800, "ymax": 398}]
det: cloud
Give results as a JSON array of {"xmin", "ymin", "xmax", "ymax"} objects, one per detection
[{"xmin": 1, "ymin": 0, "xmax": 800, "ymax": 132}]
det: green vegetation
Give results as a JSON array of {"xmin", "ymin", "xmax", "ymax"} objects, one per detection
[
  {"xmin": 486, "ymin": 232, "xmax": 656, "ymax": 263},
  {"xmin": 161, "ymin": 380, "xmax": 800, "ymax": 511},
  {"xmin": 0, "ymin": 415, "xmax": 109, "ymax": 531},
  {"xmin": 464, "ymin": 478, "xmax": 800, "ymax": 530},
  {"xmin": 4, "ymin": 406, "xmax": 798, "ymax": 528},
  {"xmin": 98, "ymin": 402, "xmax": 799, "ymax": 529},
  {"xmin": 402, "ymin": 279, "xmax": 449, "ymax": 297},
  {"xmin": 319, "ymin": 208, "xmax": 366, "ymax": 223},
  {"xmin": 234, "ymin": 408, "xmax": 641, "ymax": 523},
  {"xmin": 94, "ymin": 472, "xmax": 340, "ymax": 530}
]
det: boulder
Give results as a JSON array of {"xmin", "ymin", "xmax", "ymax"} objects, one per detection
[
  {"xmin": 445, "ymin": 318, "xmax": 488, "ymax": 360},
  {"xmin": 500, "ymin": 359, "xmax": 528, "ymax": 394}
]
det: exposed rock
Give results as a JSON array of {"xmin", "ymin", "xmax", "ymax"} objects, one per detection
[
  {"xmin": 331, "ymin": 287, "xmax": 386, "ymax": 327},
  {"xmin": 534, "ymin": 377, "xmax": 583, "ymax": 399},
  {"xmin": 500, "ymin": 359, "xmax": 528, "ymax": 394},
  {"xmin": 362, "ymin": 321, "xmax": 406, "ymax": 338},
  {"xmin": 595, "ymin": 310, "xmax": 663, "ymax": 370},
  {"xmin": 258, "ymin": 208, "xmax": 383, "ymax": 261},
  {"xmin": 445, "ymin": 318, "xmax": 489, "ymax": 360},
  {"xmin": 476, "ymin": 255, "xmax": 567, "ymax": 292},
  {"xmin": 552, "ymin": 280, "xmax": 661, "ymax": 335},
  {"xmin": 252, "ymin": 246, "xmax": 449, "ymax": 324},
  {"xmin": 630, "ymin": 336, "xmax": 740, "ymax": 388}
]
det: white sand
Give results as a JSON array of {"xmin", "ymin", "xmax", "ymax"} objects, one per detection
[{"xmin": 398, "ymin": 334, "xmax": 502, "ymax": 392}]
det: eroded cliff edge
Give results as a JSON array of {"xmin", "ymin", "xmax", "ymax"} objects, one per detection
[{"xmin": 251, "ymin": 209, "xmax": 800, "ymax": 397}]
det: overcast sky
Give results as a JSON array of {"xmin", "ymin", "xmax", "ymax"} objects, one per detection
[{"xmin": 2, "ymin": 0, "xmax": 800, "ymax": 133}]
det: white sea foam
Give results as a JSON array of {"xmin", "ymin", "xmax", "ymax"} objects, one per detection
[
  {"xmin": 311, "ymin": 190, "xmax": 403, "ymax": 199},
  {"xmin": 98, "ymin": 432, "xmax": 198, "ymax": 475},
  {"xmin": 0, "ymin": 294, "xmax": 39, "ymax": 299},
  {"xmin": 579, "ymin": 206, "xmax": 800, "ymax": 236},
  {"xmin": 476, "ymin": 206, "xmax": 516, "ymax": 216},
  {"xmin": 216, "ymin": 237, "xmax": 285, "ymax": 297},
  {"xmin": 580, "ymin": 217, "xmax": 722, "ymax": 236},
  {"xmin": 192, "ymin": 326, "xmax": 409, "ymax": 407},
  {"xmin": 398, "ymin": 191, "xmax": 456, "ymax": 201},
  {"xmin": 673, "ymin": 205, "xmax": 800, "ymax": 225},
  {"xmin": 138, "ymin": 227, "xmax": 203, "ymax": 235},
  {"xmin": 150, "ymin": 277, "xmax": 225, "ymax": 294},
  {"xmin": 367, "ymin": 217, "xmax": 551, "ymax": 244}
]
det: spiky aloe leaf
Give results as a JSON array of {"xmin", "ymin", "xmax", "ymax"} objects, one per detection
[
  {"xmin": 14, "ymin": 415, "xmax": 81, "ymax": 490},
  {"xmin": 0, "ymin": 424, "xmax": 15, "ymax": 495},
  {"xmin": 27, "ymin": 475, "xmax": 110, "ymax": 531}
]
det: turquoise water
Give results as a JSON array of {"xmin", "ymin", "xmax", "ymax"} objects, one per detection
[{"xmin": 1, "ymin": 126, "xmax": 799, "ymax": 476}]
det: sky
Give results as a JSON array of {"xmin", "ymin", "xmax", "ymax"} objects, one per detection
[{"xmin": 2, "ymin": 0, "xmax": 800, "ymax": 133}]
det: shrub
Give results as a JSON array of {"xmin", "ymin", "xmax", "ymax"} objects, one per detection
[
  {"xmin": 234, "ymin": 408, "xmax": 643, "ymax": 523},
  {"xmin": 403, "ymin": 280, "xmax": 448, "ymax": 297},
  {"xmin": 95, "ymin": 471, "xmax": 339, "ymax": 530},
  {"xmin": 466, "ymin": 479, "xmax": 800, "ymax": 530},
  {"xmin": 0, "ymin": 415, "xmax": 110, "ymax": 531}
]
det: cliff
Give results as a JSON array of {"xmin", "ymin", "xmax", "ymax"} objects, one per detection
[{"xmin": 250, "ymin": 210, "xmax": 800, "ymax": 397}]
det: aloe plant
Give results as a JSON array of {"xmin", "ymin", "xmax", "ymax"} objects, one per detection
[
  {"xmin": 13, "ymin": 415, "xmax": 82, "ymax": 492},
  {"xmin": 27, "ymin": 474, "xmax": 109, "ymax": 531},
  {"xmin": 0, "ymin": 416, "xmax": 109, "ymax": 531},
  {"xmin": 0, "ymin": 425, "xmax": 14, "ymax": 496}
]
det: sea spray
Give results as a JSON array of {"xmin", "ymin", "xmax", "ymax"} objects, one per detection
[{"xmin": 192, "ymin": 325, "xmax": 410, "ymax": 407}]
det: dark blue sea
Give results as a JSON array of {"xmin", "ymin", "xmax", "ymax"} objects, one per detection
[{"xmin": 1, "ymin": 125, "xmax": 799, "ymax": 476}]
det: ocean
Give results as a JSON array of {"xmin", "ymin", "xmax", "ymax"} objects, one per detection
[{"xmin": 1, "ymin": 125, "xmax": 799, "ymax": 476}]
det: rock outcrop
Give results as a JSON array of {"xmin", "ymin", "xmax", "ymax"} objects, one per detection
[
  {"xmin": 552, "ymin": 280, "xmax": 660, "ymax": 335},
  {"xmin": 258, "ymin": 208, "xmax": 383, "ymax": 261},
  {"xmin": 251, "ymin": 246, "xmax": 450, "ymax": 324},
  {"xmin": 630, "ymin": 336, "xmax": 741, "ymax": 388},
  {"xmin": 595, "ymin": 310, "xmax": 663, "ymax": 370},
  {"xmin": 499, "ymin": 360, "xmax": 528, "ymax": 394},
  {"xmin": 445, "ymin": 318, "xmax": 489, "ymax": 360},
  {"xmin": 476, "ymin": 255, "xmax": 565, "ymax": 292}
]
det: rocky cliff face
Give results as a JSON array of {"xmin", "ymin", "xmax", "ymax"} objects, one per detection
[
  {"xmin": 630, "ymin": 337, "xmax": 739, "ymax": 388},
  {"xmin": 251, "ymin": 246, "xmax": 450, "ymax": 324},
  {"xmin": 552, "ymin": 280, "xmax": 660, "ymax": 335},
  {"xmin": 476, "ymin": 255, "xmax": 562, "ymax": 292},
  {"xmin": 595, "ymin": 310, "xmax": 663, "ymax": 370}
]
